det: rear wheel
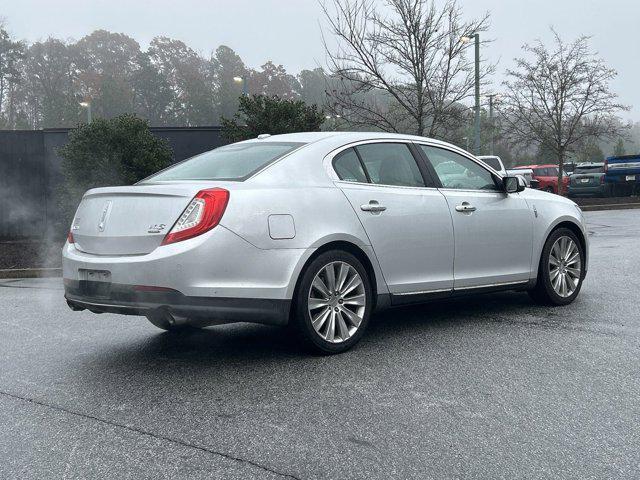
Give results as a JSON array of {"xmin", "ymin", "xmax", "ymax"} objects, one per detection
[
  {"xmin": 545, "ymin": 186, "xmax": 555, "ymax": 193},
  {"xmin": 529, "ymin": 228, "xmax": 584, "ymax": 306},
  {"xmin": 292, "ymin": 250, "xmax": 372, "ymax": 354}
]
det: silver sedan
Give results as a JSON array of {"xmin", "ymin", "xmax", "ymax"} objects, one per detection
[{"xmin": 63, "ymin": 132, "xmax": 588, "ymax": 353}]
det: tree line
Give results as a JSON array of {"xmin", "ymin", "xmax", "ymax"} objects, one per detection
[
  {"xmin": 0, "ymin": 25, "xmax": 329, "ymax": 129},
  {"xmin": 1, "ymin": 0, "xmax": 638, "ymax": 169}
]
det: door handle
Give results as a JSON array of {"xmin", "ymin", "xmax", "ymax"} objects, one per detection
[
  {"xmin": 361, "ymin": 201, "xmax": 387, "ymax": 213},
  {"xmin": 455, "ymin": 202, "xmax": 476, "ymax": 213}
]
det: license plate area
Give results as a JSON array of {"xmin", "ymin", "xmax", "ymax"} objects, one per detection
[
  {"xmin": 580, "ymin": 178, "xmax": 590, "ymax": 183},
  {"xmin": 626, "ymin": 175, "xmax": 636, "ymax": 181},
  {"xmin": 78, "ymin": 269, "xmax": 112, "ymax": 298}
]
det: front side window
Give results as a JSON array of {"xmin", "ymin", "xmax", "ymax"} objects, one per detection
[
  {"xmin": 355, "ymin": 143, "xmax": 425, "ymax": 187},
  {"xmin": 142, "ymin": 142, "xmax": 303, "ymax": 182},
  {"xmin": 420, "ymin": 145, "xmax": 498, "ymax": 191}
]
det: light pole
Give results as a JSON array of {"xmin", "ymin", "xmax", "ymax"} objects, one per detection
[
  {"xmin": 79, "ymin": 101, "xmax": 92, "ymax": 124},
  {"xmin": 486, "ymin": 93, "xmax": 499, "ymax": 155},
  {"xmin": 461, "ymin": 33, "xmax": 480, "ymax": 155},
  {"xmin": 233, "ymin": 76, "xmax": 248, "ymax": 96}
]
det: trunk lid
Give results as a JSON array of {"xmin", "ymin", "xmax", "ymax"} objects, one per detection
[{"xmin": 71, "ymin": 183, "xmax": 208, "ymax": 255}]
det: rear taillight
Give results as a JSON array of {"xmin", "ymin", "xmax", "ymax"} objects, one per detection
[
  {"xmin": 161, "ymin": 188, "xmax": 229, "ymax": 245},
  {"xmin": 67, "ymin": 231, "xmax": 75, "ymax": 244},
  {"xmin": 604, "ymin": 161, "xmax": 608, "ymax": 173}
]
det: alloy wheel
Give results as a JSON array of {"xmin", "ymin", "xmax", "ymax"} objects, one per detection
[
  {"xmin": 308, "ymin": 261, "xmax": 366, "ymax": 343},
  {"xmin": 548, "ymin": 236, "xmax": 581, "ymax": 298}
]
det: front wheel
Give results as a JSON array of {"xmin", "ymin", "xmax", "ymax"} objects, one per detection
[
  {"xmin": 292, "ymin": 250, "xmax": 373, "ymax": 354},
  {"xmin": 528, "ymin": 228, "xmax": 585, "ymax": 306}
]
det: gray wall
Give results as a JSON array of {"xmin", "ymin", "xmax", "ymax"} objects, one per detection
[{"xmin": 0, "ymin": 126, "xmax": 224, "ymax": 240}]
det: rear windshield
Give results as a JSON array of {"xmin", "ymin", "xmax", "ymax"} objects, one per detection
[
  {"xmin": 142, "ymin": 142, "xmax": 304, "ymax": 182},
  {"xmin": 480, "ymin": 157, "xmax": 502, "ymax": 171},
  {"xmin": 574, "ymin": 165, "xmax": 604, "ymax": 174}
]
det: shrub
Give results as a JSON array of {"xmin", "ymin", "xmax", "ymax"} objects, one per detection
[
  {"xmin": 57, "ymin": 114, "xmax": 173, "ymax": 228},
  {"xmin": 221, "ymin": 94, "xmax": 325, "ymax": 142}
]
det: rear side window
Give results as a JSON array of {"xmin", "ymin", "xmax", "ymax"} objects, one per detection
[
  {"xmin": 355, "ymin": 143, "xmax": 425, "ymax": 187},
  {"xmin": 142, "ymin": 142, "xmax": 303, "ymax": 182},
  {"xmin": 333, "ymin": 148, "xmax": 368, "ymax": 183}
]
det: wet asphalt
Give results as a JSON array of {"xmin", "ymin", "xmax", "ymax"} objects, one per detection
[{"xmin": 0, "ymin": 210, "xmax": 638, "ymax": 479}]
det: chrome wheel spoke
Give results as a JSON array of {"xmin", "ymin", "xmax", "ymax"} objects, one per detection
[
  {"xmin": 566, "ymin": 266, "xmax": 580, "ymax": 278},
  {"xmin": 550, "ymin": 268, "xmax": 560, "ymax": 281},
  {"xmin": 312, "ymin": 276, "xmax": 330, "ymax": 299},
  {"xmin": 324, "ymin": 310, "xmax": 336, "ymax": 342},
  {"xmin": 309, "ymin": 297, "xmax": 330, "ymax": 310},
  {"xmin": 336, "ymin": 263, "xmax": 349, "ymax": 292},
  {"xmin": 312, "ymin": 306, "xmax": 331, "ymax": 331},
  {"xmin": 341, "ymin": 274, "xmax": 362, "ymax": 297},
  {"xmin": 549, "ymin": 255, "xmax": 561, "ymax": 267},
  {"xmin": 340, "ymin": 306, "xmax": 363, "ymax": 328},
  {"xmin": 324, "ymin": 264, "xmax": 337, "ymax": 293},
  {"xmin": 343, "ymin": 293, "xmax": 365, "ymax": 306},
  {"xmin": 336, "ymin": 312, "xmax": 351, "ymax": 340},
  {"xmin": 565, "ymin": 251, "xmax": 580, "ymax": 266}
]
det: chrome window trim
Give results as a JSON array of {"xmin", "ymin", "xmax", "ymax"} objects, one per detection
[
  {"xmin": 454, "ymin": 280, "xmax": 529, "ymax": 291},
  {"xmin": 394, "ymin": 288, "xmax": 452, "ymax": 296},
  {"xmin": 334, "ymin": 180, "xmax": 440, "ymax": 192},
  {"xmin": 393, "ymin": 279, "xmax": 529, "ymax": 297}
]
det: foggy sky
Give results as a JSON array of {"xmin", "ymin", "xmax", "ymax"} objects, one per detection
[{"xmin": 2, "ymin": 0, "xmax": 638, "ymax": 120}]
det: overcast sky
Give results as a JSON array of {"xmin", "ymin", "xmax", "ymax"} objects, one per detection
[{"xmin": 2, "ymin": 0, "xmax": 639, "ymax": 121}]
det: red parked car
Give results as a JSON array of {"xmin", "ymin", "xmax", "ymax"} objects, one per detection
[{"xmin": 512, "ymin": 164, "xmax": 569, "ymax": 194}]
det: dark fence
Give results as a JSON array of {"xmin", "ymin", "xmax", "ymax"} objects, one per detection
[{"xmin": 0, "ymin": 126, "xmax": 224, "ymax": 240}]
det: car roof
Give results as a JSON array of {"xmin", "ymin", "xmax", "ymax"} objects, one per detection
[
  {"xmin": 515, "ymin": 164, "xmax": 558, "ymax": 169},
  {"xmin": 576, "ymin": 162, "xmax": 604, "ymax": 167},
  {"xmin": 243, "ymin": 131, "xmax": 459, "ymax": 149}
]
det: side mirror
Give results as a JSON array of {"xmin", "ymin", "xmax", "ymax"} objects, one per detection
[{"xmin": 503, "ymin": 175, "xmax": 526, "ymax": 193}]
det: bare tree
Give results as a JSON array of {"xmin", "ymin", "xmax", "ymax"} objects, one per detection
[
  {"xmin": 500, "ymin": 29, "xmax": 629, "ymax": 193},
  {"xmin": 321, "ymin": 0, "xmax": 491, "ymax": 137}
]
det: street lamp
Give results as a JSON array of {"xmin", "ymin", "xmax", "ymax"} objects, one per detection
[
  {"xmin": 461, "ymin": 33, "xmax": 480, "ymax": 155},
  {"xmin": 79, "ymin": 101, "xmax": 92, "ymax": 124},
  {"xmin": 233, "ymin": 76, "xmax": 248, "ymax": 96}
]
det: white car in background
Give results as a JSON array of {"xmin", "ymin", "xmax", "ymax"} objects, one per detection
[
  {"xmin": 63, "ymin": 132, "xmax": 588, "ymax": 354},
  {"xmin": 478, "ymin": 155, "xmax": 537, "ymax": 188}
]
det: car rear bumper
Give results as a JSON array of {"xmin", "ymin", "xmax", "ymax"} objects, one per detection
[
  {"xmin": 63, "ymin": 225, "xmax": 310, "ymax": 301},
  {"xmin": 64, "ymin": 280, "xmax": 291, "ymax": 326},
  {"xmin": 568, "ymin": 184, "xmax": 608, "ymax": 196}
]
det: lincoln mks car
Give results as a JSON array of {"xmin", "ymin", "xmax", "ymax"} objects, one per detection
[{"xmin": 63, "ymin": 132, "xmax": 588, "ymax": 353}]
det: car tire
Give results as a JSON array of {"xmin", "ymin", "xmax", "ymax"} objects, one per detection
[
  {"xmin": 291, "ymin": 250, "xmax": 373, "ymax": 354},
  {"xmin": 545, "ymin": 186, "xmax": 554, "ymax": 193},
  {"xmin": 528, "ymin": 228, "xmax": 585, "ymax": 306}
]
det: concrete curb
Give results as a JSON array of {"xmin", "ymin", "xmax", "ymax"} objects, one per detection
[
  {"xmin": 580, "ymin": 203, "xmax": 640, "ymax": 212},
  {"xmin": 0, "ymin": 268, "xmax": 62, "ymax": 279}
]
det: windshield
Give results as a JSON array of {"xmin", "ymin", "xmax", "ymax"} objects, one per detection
[
  {"xmin": 142, "ymin": 142, "xmax": 304, "ymax": 182},
  {"xmin": 574, "ymin": 165, "xmax": 604, "ymax": 174}
]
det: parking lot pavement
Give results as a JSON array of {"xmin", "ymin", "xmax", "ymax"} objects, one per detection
[{"xmin": 1, "ymin": 210, "xmax": 639, "ymax": 480}]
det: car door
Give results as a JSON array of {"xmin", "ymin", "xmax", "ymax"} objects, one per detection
[
  {"xmin": 417, "ymin": 144, "xmax": 533, "ymax": 290},
  {"xmin": 330, "ymin": 142, "xmax": 454, "ymax": 298}
]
